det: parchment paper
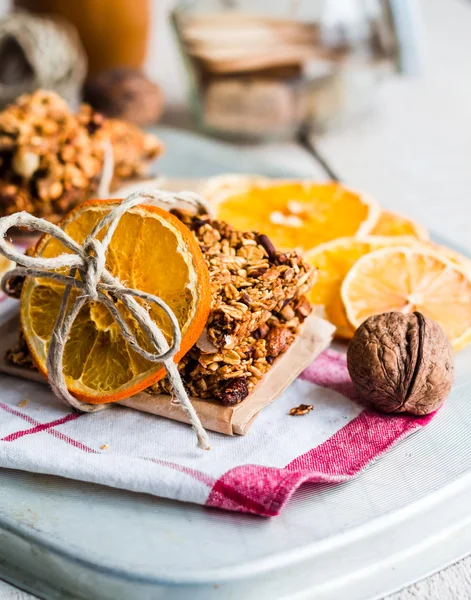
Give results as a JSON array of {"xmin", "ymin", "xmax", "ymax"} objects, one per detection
[{"xmin": 0, "ymin": 312, "xmax": 334, "ymax": 435}]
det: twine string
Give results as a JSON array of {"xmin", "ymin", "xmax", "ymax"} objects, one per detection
[
  {"xmin": 97, "ymin": 141, "xmax": 114, "ymax": 199},
  {"xmin": 0, "ymin": 190, "xmax": 212, "ymax": 450}
]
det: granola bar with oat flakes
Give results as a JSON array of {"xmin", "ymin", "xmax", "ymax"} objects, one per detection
[{"xmin": 148, "ymin": 211, "xmax": 315, "ymax": 405}]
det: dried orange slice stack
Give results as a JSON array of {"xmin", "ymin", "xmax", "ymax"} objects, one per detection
[
  {"xmin": 305, "ymin": 236, "xmax": 471, "ymax": 348},
  {"xmin": 342, "ymin": 247, "xmax": 471, "ymax": 351},
  {"xmin": 20, "ymin": 199, "xmax": 211, "ymax": 404},
  {"xmin": 304, "ymin": 236, "xmax": 418, "ymax": 338}
]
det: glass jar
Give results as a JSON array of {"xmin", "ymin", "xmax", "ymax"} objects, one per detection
[{"xmin": 172, "ymin": 0, "xmax": 402, "ymax": 140}]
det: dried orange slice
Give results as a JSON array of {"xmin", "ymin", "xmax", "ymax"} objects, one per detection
[
  {"xmin": 202, "ymin": 173, "xmax": 268, "ymax": 200},
  {"xmin": 430, "ymin": 243, "xmax": 471, "ymax": 277},
  {"xmin": 370, "ymin": 211, "xmax": 429, "ymax": 241},
  {"xmin": 20, "ymin": 199, "xmax": 211, "ymax": 403},
  {"xmin": 305, "ymin": 236, "xmax": 418, "ymax": 339},
  {"xmin": 341, "ymin": 246, "xmax": 471, "ymax": 351},
  {"xmin": 211, "ymin": 179, "xmax": 380, "ymax": 252}
]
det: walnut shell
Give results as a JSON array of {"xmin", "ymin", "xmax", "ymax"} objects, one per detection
[
  {"xmin": 84, "ymin": 68, "xmax": 163, "ymax": 127},
  {"xmin": 347, "ymin": 312, "xmax": 454, "ymax": 415}
]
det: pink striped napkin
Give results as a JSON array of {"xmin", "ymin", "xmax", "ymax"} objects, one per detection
[{"xmin": 0, "ymin": 287, "xmax": 434, "ymax": 516}]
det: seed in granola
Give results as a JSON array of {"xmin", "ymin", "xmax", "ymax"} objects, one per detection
[
  {"xmin": 260, "ymin": 268, "xmax": 280, "ymax": 281},
  {"xmin": 221, "ymin": 305, "xmax": 244, "ymax": 320},
  {"xmin": 266, "ymin": 326, "xmax": 293, "ymax": 357},
  {"xmin": 248, "ymin": 364, "xmax": 263, "ymax": 378},
  {"xmin": 203, "ymin": 229, "xmax": 221, "ymax": 245},
  {"xmin": 223, "ymin": 350, "xmax": 241, "ymax": 365},
  {"xmin": 297, "ymin": 271, "xmax": 312, "ymax": 287},
  {"xmin": 289, "ymin": 404, "xmax": 313, "ymax": 416},
  {"xmin": 283, "ymin": 268, "xmax": 295, "ymax": 282},
  {"xmin": 224, "ymin": 283, "xmax": 239, "ymax": 300},
  {"xmin": 215, "ymin": 377, "xmax": 249, "ymax": 406},
  {"xmin": 224, "ymin": 370, "xmax": 246, "ymax": 379},
  {"xmin": 231, "ymin": 301, "xmax": 249, "ymax": 313}
]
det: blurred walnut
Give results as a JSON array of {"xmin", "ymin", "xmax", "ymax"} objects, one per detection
[
  {"xmin": 347, "ymin": 312, "xmax": 454, "ymax": 416},
  {"xmin": 84, "ymin": 69, "xmax": 163, "ymax": 127}
]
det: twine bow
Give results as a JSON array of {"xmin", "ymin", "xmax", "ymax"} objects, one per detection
[{"xmin": 0, "ymin": 190, "xmax": 213, "ymax": 450}]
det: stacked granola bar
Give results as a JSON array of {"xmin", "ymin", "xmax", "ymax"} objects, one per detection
[
  {"xmin": 149, "ymin": 212, "xmax": 315, "ymax": 405},
  {"xmin": 0, "ymin": 90, "xmax": 162, "ymax": 221}
]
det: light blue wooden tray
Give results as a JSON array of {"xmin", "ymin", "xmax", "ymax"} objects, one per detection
[{"xmin": 1, "ymin": 127, "xmax": 471, "ymax": 600}]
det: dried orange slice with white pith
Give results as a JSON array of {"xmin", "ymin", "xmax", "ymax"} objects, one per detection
[
  {"xmin": 207, "ymin": 178, "xmax": 380, "ymax": 253},
  {"xmin": 341, "ymin": 246, "xmax": 471, "ymax": 351},
  {"xmin": 304, "ymin": 236, "xmax": 420, "ymax": 339},
  {"xmin": 20, "ymin": 199, "xmax": 211, "ymax": 404},
  {"xmin": 305, "ymin": 236, "xmax": 471, "ymax": 339}
]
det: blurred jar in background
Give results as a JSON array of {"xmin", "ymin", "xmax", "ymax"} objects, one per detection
[
  {"xmin": 173, "ymin": 0, "xmax": 403, "ymax": 140},
  {"xmin": 14, "ymin": 0, "xmax": 150, "ymax": 76}
]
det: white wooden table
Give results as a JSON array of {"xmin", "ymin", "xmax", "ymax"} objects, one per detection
[{"xmin": 1, "ymin": 0, "xmax": 471, "ymax": 598}]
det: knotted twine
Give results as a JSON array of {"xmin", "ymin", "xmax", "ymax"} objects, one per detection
[{"xmin": 0, "ymin": 190, "xmax": 214, "ymax": 450}]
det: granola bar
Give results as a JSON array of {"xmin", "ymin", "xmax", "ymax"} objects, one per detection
[
  {"xmin": 0, "ymin": 90, "xmax": 162, "ymax": 221},
  {"xmin": 6, "ymin": 213, "xmax": 316, "ymax": 407},
  {"xmin": 148, "ymin": 211, "xmax": 315, "ymax": 404}
]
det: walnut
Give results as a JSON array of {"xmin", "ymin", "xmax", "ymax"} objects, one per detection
[
  {"xmin": 347, "ymin": 312, "xmax": 454, "ymax": 416},
  {"xmin": 289, "ymin": 404, "xmax": 313, "ymax": 416},
  {"xmin": 84, "ymin": 68, "xmax": 163, "ymax": 127}
]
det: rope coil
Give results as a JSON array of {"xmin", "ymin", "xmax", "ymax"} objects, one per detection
[{"xmin": 0, "ymin": 190, "xmax": 213, "ymax": 450}]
